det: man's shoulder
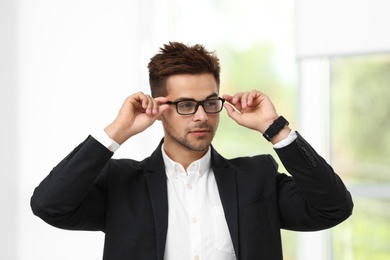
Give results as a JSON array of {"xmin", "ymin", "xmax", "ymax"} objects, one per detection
[
  {"xmin": 227, "ymin": 154, "xmax": 277, "ymax": 169},
  {"xmin": 108, "ymin": 156, "xmax": 150, "ymax": 171},
  {"xmin": 220, "ymin": 154, "xmax": 280, "ymax": 188},
  {"xmin": 210, "ymin": 146, "xmax": 278, "ymax": 172}
]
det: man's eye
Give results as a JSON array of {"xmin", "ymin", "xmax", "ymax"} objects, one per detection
[
  {"xmin": 178, "ymin": 101, "xmax": 195, "ymax": 108},
  {"xmin": 204, "ymin": 100, "xmax": 217, "ymax": 107}
]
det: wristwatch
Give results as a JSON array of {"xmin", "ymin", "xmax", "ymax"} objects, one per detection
[{"xmin": 263, "ymin": 116, "xmax": 289, "ymax": 142}]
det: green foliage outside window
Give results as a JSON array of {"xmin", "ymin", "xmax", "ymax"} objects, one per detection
[{"xmin": 331, "ymin": 55, "xmax": 390, "ymax": 259}]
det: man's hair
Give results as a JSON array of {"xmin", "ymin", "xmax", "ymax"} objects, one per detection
[{"xmin": 147, "ymin": 42, "xmax": 221, "ymax": 97}]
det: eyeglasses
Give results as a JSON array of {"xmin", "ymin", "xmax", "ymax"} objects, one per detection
[{"xmin": 166, "ymin": 97, "xmax": 225, "ymax": 115}]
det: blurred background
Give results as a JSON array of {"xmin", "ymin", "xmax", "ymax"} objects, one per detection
[{"xmin": 1, "ymin": 0, "xmax": 390, "ymax": 259}]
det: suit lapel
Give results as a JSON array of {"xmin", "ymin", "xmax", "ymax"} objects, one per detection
[
  {"xmin": 211, "ymin": 147, "xmax": 240, "ymax": 257},
  {"xmin": 145, "ymin": 142, "xmax": 168, "ymax": 260}
]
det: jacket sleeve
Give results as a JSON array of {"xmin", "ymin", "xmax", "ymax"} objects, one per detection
[
  {"xmin": 274, "ymin": 132, "xmax": 353, "ymax": 231},
  {"xmin": 30, "ymin": 135, "xmax": 113, "ymax": 231}
]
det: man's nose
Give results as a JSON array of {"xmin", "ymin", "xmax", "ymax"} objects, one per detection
[{"xmin": 193, "ymin": 105, "xmax": 208, "ymax": 121}]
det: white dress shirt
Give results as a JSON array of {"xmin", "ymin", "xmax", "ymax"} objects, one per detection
[{"xmin": 161, "ymin": 146, "xmax": 236, "ymax": 260}]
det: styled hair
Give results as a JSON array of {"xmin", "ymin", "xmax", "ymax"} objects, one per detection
[{"xmin": 147, "ymin": 42, "xmax": 221, "ymax": 97}]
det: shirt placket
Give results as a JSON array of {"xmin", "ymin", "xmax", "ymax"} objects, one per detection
[{"xmin": 186, "ymin": 165, "xmax": 202, "ymax": 260}]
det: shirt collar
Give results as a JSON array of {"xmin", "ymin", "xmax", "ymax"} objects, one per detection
[{"xmin": 161, "ymin": 144, "xmax": 211, "ymax": 178}]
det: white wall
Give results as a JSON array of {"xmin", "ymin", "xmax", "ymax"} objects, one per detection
[
  {"xmin": 7, "ymin": 0, "xmax": 177, "ymax": 259},
  {"xmin": 296, "ymin": 0, "xmax": 390, "ymax": 58},
  {"xmin": 0, "ymin": 0, "xmax": 19, "ymax": 259}
]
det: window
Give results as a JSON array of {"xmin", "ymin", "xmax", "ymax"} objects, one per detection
[{"xmin": 330, "ymin": 54, "xmax": 390, "ymax": 260}]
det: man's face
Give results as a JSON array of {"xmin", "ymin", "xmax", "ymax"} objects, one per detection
[{"xmin": 161, "ymin": 73, "xmax": 220, "ymax": 155}]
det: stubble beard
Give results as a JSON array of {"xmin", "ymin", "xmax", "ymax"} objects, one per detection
[{"xmin": 165, "ymin": 122, "xmax": 216, "ymax": 152}]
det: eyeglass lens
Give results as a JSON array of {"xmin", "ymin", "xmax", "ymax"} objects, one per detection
[{"xmin": 177, "ymin": 99, "xmax": 223, "ymax": 114}]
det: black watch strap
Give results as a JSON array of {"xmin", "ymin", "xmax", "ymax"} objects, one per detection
[{"xmin": 263, "ymin": 116, "xmax": 289, "ymax": 142}]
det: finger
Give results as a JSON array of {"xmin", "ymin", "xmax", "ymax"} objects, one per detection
[
  {"xmin": 122, "ymin": 93, "xmax": 143, "ymax": 114},
  {"xmin": 231, "ymin": 92, "xmax": 243, "ymax": 105},
  {"xmin": 143, "ymin": 95, "xmax": 155, "ymax": 116},
  {"xmin": 223, "ymin": 98, "xmax": 240, "ymax": 113},
  {"xmin": 151, "ymin": 96, "xmax": 163, "ymax": 115},
  {"xmin": 154, "ymin": 104, "xmax": 170, "ymax": 117},
  {"xmin": 223, "ymin": 103, "xmax": 242, "ymax": 124},
  {"xmin": 144, "ymin": 95, "xmax": 163, "ymax": 116},
  {"xmin": 133, "ymin": 92, "xmax": 149, "ymax": 110},
  {"xmin": 241, "ymin": 92, "xmax": 250, "ymax": 109},
  {"xmin": 154, "ymin": 97, "xmax": 169, "ymax": 115},
  {"xmin": 247, "ymin": 90, "xmax": 261, "ymax": 107},
  {"xmin": 154, "ymin": 96, "xmax": 168, "ymax": 104},
  {"xmin": 230, "ymin": 92, "xmax": 244, "ymax": 111},
  {"xmin": 222, "ymin": 94, "xmax": 233, "ymax": 103},
  {"xmin": 222, "ymin": 94, "xmax": 238, "ymax": 110}
]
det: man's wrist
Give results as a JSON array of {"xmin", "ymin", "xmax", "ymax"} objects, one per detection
[
  {"xmin": 263, "ymin": 116, "xmax": 289, "ymax": 142},
  {"xmin": 272, "ymin": 129, "xmax": 297, "ymax": 148},
  {"xmin": 92, "ymin": 130, "xmax": 121, "ymax": 152}
]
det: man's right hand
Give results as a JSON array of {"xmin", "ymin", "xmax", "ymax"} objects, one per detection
[{"xmin": 104, "ymin": 92, "xmax": 169, "ymax": 144}]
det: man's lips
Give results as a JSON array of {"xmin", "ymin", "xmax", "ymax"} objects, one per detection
[{"xmin": 189, "ymin": 129, "xmax": 210, "ymax": 136}]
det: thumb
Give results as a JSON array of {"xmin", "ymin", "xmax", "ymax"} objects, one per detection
[{"xmin": 224, "ymin": 103, "xmax": 242, "ymax": 124}]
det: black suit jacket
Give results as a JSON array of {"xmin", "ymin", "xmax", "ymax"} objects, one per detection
[{"xmin": 31, "ymin": 133, "xmax": 353, "ymax": 260}]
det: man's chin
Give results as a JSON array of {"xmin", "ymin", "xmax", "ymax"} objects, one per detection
[{"xmin": 184, "ymin": 138, "xmax": 211, "ymax": 152}]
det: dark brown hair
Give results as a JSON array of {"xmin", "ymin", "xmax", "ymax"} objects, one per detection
[{"xmin": 147, "ymin": 42, "xmax": 221, "ymax": 97}]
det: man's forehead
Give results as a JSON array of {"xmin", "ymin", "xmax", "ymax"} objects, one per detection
[{"xmin": 165, "ymin": 74, "xmax": 219, "ymax": 98}]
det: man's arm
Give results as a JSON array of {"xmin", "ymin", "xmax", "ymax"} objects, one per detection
[
  {"xmin": 31, "ymin": 92, "xmax": 169, "ymax": 229},
  {"xmin": 274, "ymin": 133, "xmax": 353, "ymax": 230},
  {"xmin": 30, "ymin": 136, "xmax": 112, "ymax": 230},
  {"xmin": 223, "ymin": 90, "xmax": 353, "ymax": 229}
]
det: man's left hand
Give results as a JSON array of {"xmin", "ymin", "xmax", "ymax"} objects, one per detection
[{"xmin": 222, "ymin": 90, "xmax": 280, "ymax": 134}]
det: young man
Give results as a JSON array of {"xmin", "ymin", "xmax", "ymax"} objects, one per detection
[{"xmin": 31, "ymin": 42, "xmax": 353, "ymax": 260}]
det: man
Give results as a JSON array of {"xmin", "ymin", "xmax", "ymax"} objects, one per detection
[{"xmin": 31, "ymin": 42, "xmax": 353, "ymax": 260}]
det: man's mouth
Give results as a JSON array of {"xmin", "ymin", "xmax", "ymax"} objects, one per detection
[{"xmin": 189, "ymin": 129, "xmax": 210, "ymax": 136}]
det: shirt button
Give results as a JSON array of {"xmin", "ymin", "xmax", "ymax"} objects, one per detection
[
  {"xmin": 191, "ymin": 217, "xmax": 198, "ymax": 223},
  {"xmin": 194, "ymin": 255, "xmax": 200, "ymax": 260},
  {"xmin": 186, "ymin": 184, "xmax": 193, "ymax": 190}
]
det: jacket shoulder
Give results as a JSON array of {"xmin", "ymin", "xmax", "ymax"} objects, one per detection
[{"xmin": 227, "ymin": 154, "xmax": 278, "ymax": 172}]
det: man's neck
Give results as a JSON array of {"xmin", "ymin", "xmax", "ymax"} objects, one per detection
[{"xmin": 162, "ymin": 144, "xmax": 209, "ymax": 169}]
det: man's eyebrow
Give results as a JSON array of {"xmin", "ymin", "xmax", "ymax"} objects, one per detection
[
  {"xmin": 206, "ymin": 93, "xmax": 219, "ymax": 99},
  {"xmin": 173, "ymin": 93, "xmax": 219, "ymax": 102}
]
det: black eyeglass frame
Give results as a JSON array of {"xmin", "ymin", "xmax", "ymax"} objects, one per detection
[{"xmin": 166, "ymin": 97, "xmax": 225, "ymax": 115}]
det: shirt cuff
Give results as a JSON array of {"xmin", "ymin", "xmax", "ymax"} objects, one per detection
[
  {"xmin": 92, "ymin": 130, "xmax": 121, "ymax": 152},
  {"xmin": 272, "ymin": 130, "xmax": 297, "ymax": 149}
]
